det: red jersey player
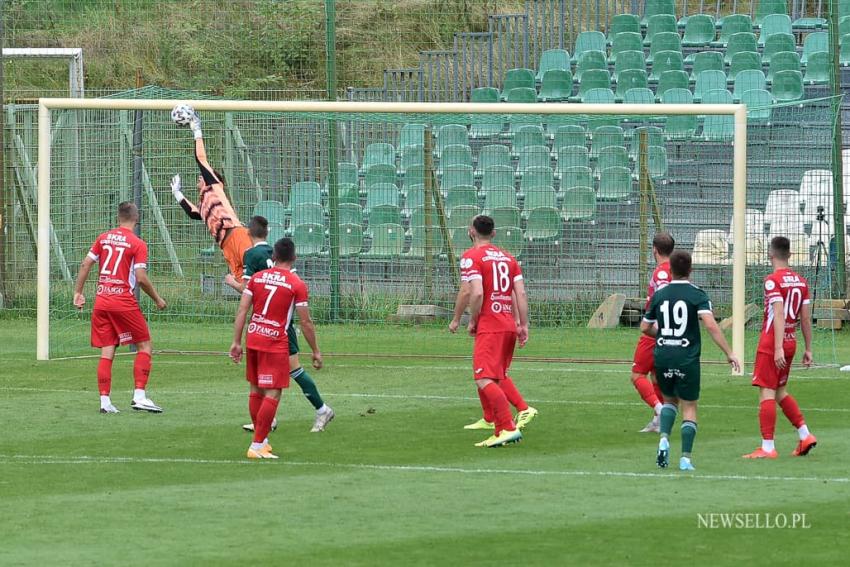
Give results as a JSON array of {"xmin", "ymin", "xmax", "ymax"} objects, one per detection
[
  {"xmin": 72, "ymin": 202, "xmax": 167, "ymax": 414},
  {"xmin": 631, "ymin": 232, "xmax": 674, "ymax": 433},
  {"xmin": 449, "ymin": 215, "xmax": 537, "ymax": 448},
  {"xmin": 230, "ymin": 237, "xmax": 322, "ymax": 460},
  {"xmin": 744, "ymin": 236, "xmax": 817, "ymax": 459}
]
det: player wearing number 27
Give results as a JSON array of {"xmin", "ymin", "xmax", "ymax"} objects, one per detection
[
  {"xmin": 640, "ymin": 250, "xmax": 740, "ymax": 471},
  {"xmin": 744, "ymin": 236, "xmax": 817, "ymax": 459},
  {"xmin": 72, "ymin": 202, "xmax": 167, "ymax": 414},
  {"xmin": 449, "ymin": 215, "xmax": 537, "ymax": 448}
]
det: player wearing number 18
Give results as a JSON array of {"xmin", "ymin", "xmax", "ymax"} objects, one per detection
[{"xmin": 640, "ymin": 251, "xmax": 740, "ymax": 471}]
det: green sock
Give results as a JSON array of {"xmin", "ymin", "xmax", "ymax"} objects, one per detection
[
  {"xmin": 659, "ymin": 404, "xmax": 677, "ymax": 438},
  {"xmin": 292, "ymin": 367, "xmax": 324, "ymax": 410},
  {"xmin": 681, "ymin": 420, "xmax": 697, "ymax": 457}
]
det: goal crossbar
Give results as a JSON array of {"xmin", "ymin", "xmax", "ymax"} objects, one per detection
[{"xmin": 36, "ymin": 98, "xmax": 747, "ymax": 374}]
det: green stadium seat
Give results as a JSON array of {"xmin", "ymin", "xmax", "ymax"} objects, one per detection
[
  {"xmin": 556, "ymin": 145, "xmax": 590, "ymax": 177},
  {"xmin": 490, "ymin": 206, "xmax": 521, "ymax": 229},
  {"xmin": 615, "ymin": 69, "xmax": 648, "ymax": 99},
  {"xmin": 689, "ymin": 51, "xmax": 724, "ymax": 81},
  {"xmin": 607, "ymin": 13, "xmax": 641, "ymax": 44},
  {"xmin": 552, "ymin": 125, "xmax": 587, "ymax": 154},
  {"xmin": 476, "ymin": 144, "xmax": 511, "ymax": 177},
  {"xmin": 493, "ymin": 226, "xmax": 525, "ymax": 257},
  {"xmin": 840, "ymin": 16, "xmax": 850, "ymax": 39},
  {"xmin": 368, "ymin": 203, "xmax": 401, "ymax": 229},
  {"xmin": 758, "ymin": 14, "xmax": 792, "ymax": 45},
  {"xmin": 741, "ymin": 88, "xmax": 774, "ymax": 124},
  {"xmin": 440, "ymin": 164, "xmax": 474, "ymax": 192},
  {"xmin": 701, "ymin": 89, "xmax": 734, "ymax": 141},
  {"xmin": 470, "ymin": 89, "xmax": 503, "ymax": 138},
  {"xmin": 628, "ymin": 126, "xmax": 664, "ymax": 160},
  {"xmin": 290, "ymin": 181, "xmax": 322, "ymax": 209},
  {"xmin": 610, "ymin": 31, "xmax": 643, "ymax": 63},
  {"xmin": 682, "ymin": 14, "xmax": 715, "ymax": 46},
  {"xmin": 525, "ymin": 207, "xmax": 562, "ymax": 242},
  {"xmin": 661, "ymin": 88, "xmax": 697, "ymax": 139},
  {"xmin": 635, "ymin": 145, "xmax": 668, "ymax": 179},
  {"xmin": 561, "ymin": 186, "xmax": 596, "ymax": 221},
  {"xmin": 771, "ymin": 69, "xmax": 804, "ymax": 101},
  {"xmin": 559, "ymin": 165, "xmax": 593, "ymax": 195},
  {"xmin": 648, "ymin": 50, "xmax": 683, "ymax": 82},
  {"xmin": 338, "ymin": 202, "xmax": 363, "ymax": 226},
  {"xmin": 694, "ymin": 69, "xmax": 727, "ymax": 101},
  {"xmin": 512, "ymin": 125, "xmax": 546, "ymax": 157},
  {"xmin": 403, "ymin": 165, "xmax": 425, "ymax": 190},
  {"xmin": 613, "ymin": 50, "xmax": 646, "ymax": 81},
  {"xmin": 445, "ymin": 185, "xmax": 478, "ymax": 210},
  {"xmin": 292, "ymin": 223, "xmax": 324, "ymax": 257},
  {"xmin": 596, "ymin": 145, "xmax": 629, "ymax": 176},
  {"xmin": 574, "ymin": 50, "xmax": 607, "ymax": 82},
  {"xmin": 438, "ymin": 144, "xmax": 472, "ymax": 171},
  {"xmin": 573, "ymin": 68, "xmax": 611, "ymax": 101},
  {"xmin": 522, "ymin": 186, "xmax": 557, "ymax": 215},
  {"xmin": 520, "ymin": 166, "xmax": 554, "ymax": 197},
  {"xmin": 843, "ymin": 0, "xmax": 850, "ymax": 20},
  {"xmin": 648, "ymin": 32, "xmax": 682, "ymax": 64},
  {"xmin": 405, "ymin": 208, "xmax": 443, "ymax": 258},
  {"xmin": 724, "ymin": 32, "xmax": 757, "ymax": 64},
  {"xmin": 767, "ymin": 50, "xmax": 800, "ymax": 82},
  {"xmin": 656, "ymin": 69, "xmax": 689, "ymax": 100},
  {"xmin": 254, "ymin": 199, "xmax": 287, "ymax": 224},
  {"xmin": 538, "ymin": 69, "xmax": 573, "ymax": 101},
  {"xmin": 364, "ymin": 223, "xmax": 405, "ymax": 258},
  {"xmin": 728, "ymin": 51, "xmax": 762, "ymax": 82},
  {"xmin": 471, "ymin": 86, "xmax": 500, "ymax": 103},
  {"xmin": 641, "ymin": 0, "xmax": 675, "ymax": 26},
  {"xmin": 841, "ymin": 36, "xmax": 850, "ymax": 66},
  {"xmin": 399, "ymin": 123, "xmax": 425, "ymax": 154},
  {"xmin": 403, "ymin": 183, "xmax": 425, "ymax": 213},
  {"xmin": 364, "ymin": 182, "xmax": 400, "ymax": 213},
  {"xmin": 536, "ymin": 49, "xmax": 571, "ymax": 81},
  {"xmin": 292, "ymin": 202, "xmax": 324, "ymax": 227},
  {"xmin": 338, "ymin": 223, "xmax": 363, "ymax": 257},
  {"xmin": 517, "ymin": 145, "xmax": 551, "ymax": 175},
  {"xmin": 399, "ymin": 144, "xmax": 424, "ymax": 174},
  {"xmin": 623, "ymin": 87, "xmax": 655, "ymax": 104},
  {"xmin": 435, "ymin": 124, "xmax": 469, "ymax": 158},
  {"xmin": 733, "ymin": 69, "xmax": 766, "ymax": 100},
  {"xmin": 802, "ymin": 31, "xmax": 828, "ymax": 65},
  {"xmin": 360, "ymin": 142, "xmax": 396, "ymax": 173},
  {"xmin": 793, "ymin": 12, "xmax": 828, "ymax": 31},
  {"xmin": 762, "ymin": 33, "xmax": 795, "ymax": 64},
  {"xmin": 448, "ymin": 205, "xmax": 479, "ymax": 252},
  {"xmin": 338, "ymin": 183, "xmax": 360, "ymax": 205},
  {"xmin": 506, "ymin": 87, "xmax": 538, "ymax": 103},
  {"xmin": 713, "ymin": 15, "xmax": 753, "ymax": 47},
  {"xmin": 755, "ymin": 0, "xmax": 788, "ymax": 26},
  {"xmin": 644, "ymin": 14, "xmax": 677, "ymax": 46},
  {"xmin": 483, "ymin": 185, "xmax": 517, "ymax": 211},
  {"xmin": 581, "ymin": 87, "xmax": 616, "ymax": 104},
  {"xmin": 590, "ymin": 125, "xmax": 625, "ymax": 159},
  {"xmin": 598, "ymin": 166, "xmax": 633, "ymax": 200},
  {"xmin": 481, "ymin": 165, "xmax": 516, "ymax": 195},
  {"xmin": 804, "ymin": 51, "xmax": 830, "ymax": 83},
  {"xmin": 572, "ymin": 30, "xmax": 607, "ymax": 63},
  {"xmin": 364, "ymin": 163, "xmax": 396, "ymax": 190},
  {"xmin": 337, "ymin": 162, "xmax": 359, "ymax": 187},
  {"xmin": 500, "ymin": 68, "xmax": 536, "ymax": 100}
]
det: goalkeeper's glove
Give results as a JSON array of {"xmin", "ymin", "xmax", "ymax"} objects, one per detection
[
  {"xmin": 170, "ymin": 174, "xmax": 185, "ymax": 202},
  {"xmin": 189, "ymin": 111, "xmax": 203, "ymax": 140}
]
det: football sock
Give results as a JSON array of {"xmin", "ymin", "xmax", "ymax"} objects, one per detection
[
  {"xmin": 659, "ymin": 403, "xmax": 677, "ymax": 438},
  {"xmin": 762, "ymin": 439, "xmax": 775, "ymax": 452},
  {"xmin": 681, "ymin": 420, "xmax": 697, "ymax": 457},
  {"xmin": 797, "ymin": 424, "xmax": 811, "ymax": 440},
  {"xmin": 97, "ymin": 357, "xmax": 113, "ymax": 396},
  {"xmin": 317, "ymin": 404, "xmax": 331, "ymax": 414},
  {"xmin": 481, "ymin": 382, "xmax": 515, "ymax": 435},
  {"xmin": 778, "ymin": 395, "xmax": 807, "ymax": 433},
  {"xmin": 476, "ymin": 388, "xmax": 494, "ymax": 423},
  {"xmin": 100, "ymin": 395, "xmax": 112, "ymax": 408},
  {"xmin": 249, "ymin": 442, "xmax": 265, "ymax": 451},
  {"xmin": 248, "ymin": 392, "xmax": 264, "ymax": 425},
  {"xmin": 133, "ymin": 388, "xmax": 146, "ymax": 402},
  {"xmin": 632, "ymin": 375, "xmax": 660, "ymax": 410},
  {"xmin": 759, "ymin": 399, "xmax": 777, "ymax": 442},
  {"xmin": 253, "ymin": 397, "xmax": 280, "ymax": 444},
  {"xmin": 133, "ymin": 351, "xmax": 152, "ymax": 390},
  {"xmin": 291, "ymin": 367, "xmax": 324, "ymax": 410},
  {"xmin": 498, "ymin": 377, "xmax": 528, "ymax": 411}
]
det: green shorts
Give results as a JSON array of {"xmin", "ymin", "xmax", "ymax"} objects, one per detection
[
  {"xmin": 287, "ymin": 324, "xmax": 299, "ymax": 356},
  {"xmin": 656, "ymin": 362, "xmax": 700, "ymax": 401}
]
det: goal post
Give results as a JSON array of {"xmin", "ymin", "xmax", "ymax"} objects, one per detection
[{"xmin": 36, "ymin": 97, "xmax": 748, "ymax": 372}]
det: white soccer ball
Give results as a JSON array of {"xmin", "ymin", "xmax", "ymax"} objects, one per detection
[{"xmin": 171, "ymin": 104, "xmax": 195, "ymax": 126}]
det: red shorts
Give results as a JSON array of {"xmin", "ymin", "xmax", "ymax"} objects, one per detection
[
  {"xmin": 632, "ymin": 334, "xmax": 656, "ymax": 375},
  {"xmin": 91, "ymin": 308, "xmax": 150, "ymax": 348},
  {"xmin": 246, "ymin": 348, "xmax": 290, "ymax": 389},
  {"xmin": 472, "ymin": 331, "xmax": 516, "ymax": 381},
  {"xmin": 752, "ymin": 346, "xmax": 796, "ymax": 390}
]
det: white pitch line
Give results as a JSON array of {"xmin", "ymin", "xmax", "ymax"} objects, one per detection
[{"xmin": 0, "ymin": 454, "xmax": 847, "ymax": 484}]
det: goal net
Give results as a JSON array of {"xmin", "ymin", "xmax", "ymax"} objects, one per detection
[{"xmin": 19, "ymin": 93, "xmax": 843, "ymax": 368}]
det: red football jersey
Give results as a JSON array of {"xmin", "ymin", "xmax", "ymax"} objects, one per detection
[
  {"xmin": 87, "ymin": 227, "xmax": 148, "ymax": 312},
  {"xmin": 757, "ymin": 268, "xmax": 810, "ymax": 354},
  {"xmin": 460, "ymin": 244, "xmax": 523, "ymax": 334},
  {"xmin": 644, "ymin": 260, "xmax": 672, "ymax": 310},
  {"xmin": 244, "ymin": 267, "xmax": 308, "ymax": 353}
]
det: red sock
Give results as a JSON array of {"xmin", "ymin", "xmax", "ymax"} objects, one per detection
[
  {"xmin": 632, "ymin": 376, "xmax": 660, "ymax": 410},
  {"xmin": 133, "ymin": 352, "xmax": 152, "ymax": 390},
  {"xmin": 248, "ymin": 392, "xmax": 264, "ymax": 426},
  {"xmin": 759, "ymin": 399, "xmax": 777, "ymax": 440},
  {"xmin": 97, "ymin": 358, "xmax": 113, "ymax": 396},
  {"xmin": 476, "ymin": 388, "xmax": 494, "ymax": 423},
  {"xmin": 779, "ymin": 395, "xmax": 806, "ymax": 429},
  {"xmin": 480, "ymin": 382, "xmax": 515, "ymax": 435},
  {"xmin": 498, "ymin": 377, "xmax": 528, "ymax": 411},
  {"xmin": 652, "ymin": 381, "xmax": 664, "ymax": 406},
  {"xmin": 253, "ymin": 396, "xmax": 280, "ymax": 444}
]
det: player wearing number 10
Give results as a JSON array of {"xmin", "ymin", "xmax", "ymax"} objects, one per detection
[{"xmin": 640, "ymin": 251, "xmax": 740, "ymax": 471}]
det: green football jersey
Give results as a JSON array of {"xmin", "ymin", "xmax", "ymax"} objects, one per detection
[
  {"xmin": 643, "ymin": 280, "xmax": 713, "ymax": 368},
  {"xmin": 242, "ymin": 242, "xmax": 273, "ymax": 281}
]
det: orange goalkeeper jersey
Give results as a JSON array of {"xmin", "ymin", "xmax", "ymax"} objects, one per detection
[{"xmin": 182, "ymin": 182, "xmax": 242, "ymax": 245}]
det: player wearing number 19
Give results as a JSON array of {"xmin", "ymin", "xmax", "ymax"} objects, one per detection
[
  {"xmin": 640, "ymin": 251, "xmax": 740, "ymax": 471},
  {"xmin": 72, "ymin": 202, "xmax": 167, "ymax": 414}
]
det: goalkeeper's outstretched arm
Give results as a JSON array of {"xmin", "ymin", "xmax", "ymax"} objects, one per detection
[{"xmin": 170, "ymin": 174, "xmax": 202, "ymax": 220}]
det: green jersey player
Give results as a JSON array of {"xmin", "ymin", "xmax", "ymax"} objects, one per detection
[{"xmin": 640, "ymin": 250, "xmax": 740, "ymax": 471}]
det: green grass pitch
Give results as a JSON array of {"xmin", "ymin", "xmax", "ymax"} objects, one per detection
[{"xmin": 1, "ymin": 320, "xmax": 849, "ymax": 565}]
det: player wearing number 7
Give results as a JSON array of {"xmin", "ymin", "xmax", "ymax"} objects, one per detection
[
  {"xmin": 72, "ymin": 202, "xmax": 167, "ymax": 414},
  {"xmin": 640, "ymin": 250, "xmax": 740, "ymax": 471},
  {"xmin": 743, "ymin": 236, "xmax": 817, "ymax": 459}
]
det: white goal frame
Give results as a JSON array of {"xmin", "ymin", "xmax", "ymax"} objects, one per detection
[
  {"xmin": 4, "ymin": 49, "xmax": 85, "ymax": 97},
  {"xmin": 36, "ymin": 98, "xmax": 748, "ymax": 373}
]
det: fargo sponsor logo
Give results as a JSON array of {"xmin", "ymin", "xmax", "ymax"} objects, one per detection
[
  {"xmin": 98, "ymin": 285, "xmax": 126, "ymax": 295},
  {"xmin": 250, "ymin": 324, "xmax": 281, "ymax": 340}
]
